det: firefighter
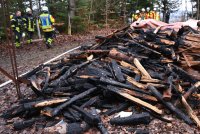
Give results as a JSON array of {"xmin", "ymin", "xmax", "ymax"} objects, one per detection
[
  {"xmin": 24, "ymin": 8, "xmax": 35, "ymax": 44},
  {"xmin": 146, "ymin": 7, "xmax": 150, "ymax": 19},
  {"xmin": 11, "ymin": 11, "xmax": 25, "ymax": 48},
  {"xmin": 140, "ymin": 8, "xmax": 146, "ymax": 20},
  {"xmin": 134, "ymin": 10, "xmax": 140, "ymax": 21},
  {"xmin": 39, "ymin": 6, "xmax": 55, "ymax": 48},
  {"xmin": 149, "ymin": 8, "xmax": 155, "ymax": 19},
  {"xmin": 131, "ymin": 12, "xmax": 135, "ymax": 22},
  {"xmin": 155, "ymin": 8, "xmax": 160, "ymax": 21}
]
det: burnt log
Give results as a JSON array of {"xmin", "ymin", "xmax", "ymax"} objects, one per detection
[
  {"xmin": 111, "ymin": 60, "xmax": 125, "ymax": 82},
  {"xmin": 23, "ymin": 98, "xmax": 68, "ymax": 110},
  {"xmin": 148, "ymin": 85, "xmax": 193, "ymax": 125},
  {"xmin": 72, "ymin": 105, "xmax": 109, "ymax": 134},
  {"xmin": 110, "ymin": 112, "xmax": 151, "ymax": 126},
  {"xmin": 107, "ymin": 85, "xmax": 162, "ymax": 115},
  {"xmin": 13, "ymin": 117, "xmax": 45, "ymax": 130},
  {"xmin": 42, "ymin": 87, "xmax": 97, "ymax": 117},
  {"xmin": 94, "ymin": 77, "xmax": 150, "ymax": 95},
  {"xmin": 184, "ymin": 81, "xmax": 200, "ymax": 99},
  {"xmin": 104, "ymin": 103, "xmax": 129, "ymax": 116}
]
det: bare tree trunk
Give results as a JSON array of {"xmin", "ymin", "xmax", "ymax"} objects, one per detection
[
  {"xmin": 123, "ymin": 0, "xmax": 126, "ymax": 24},
  {"xmin": 105, "ymin": 0, "xmax": 108, "ymax": 28},
  {"xmin": 29, "ymin": 0, "xmax": 33, "ymax": 10},
  {"xmin": 88, "ymin": 0, "xmax": 93, "ymax": 28},
  {"xmin": 69, "ymin": 0, "xmax": 75, "ymax": 17},
  {"xmin": 197, "ymin": 0, "xmax": 200, "ymax": 19},
  {"xmin": 191, "ymin": 1, "xmax": 194, "ymax": 18},
  {"xmin": 68, "ymin": 0, "xmax": 75, "ymax": 35}
]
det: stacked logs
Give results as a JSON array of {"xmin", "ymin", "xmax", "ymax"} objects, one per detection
[{"xmin": 1, "ymin": 25, "xmax": 200, "ymax": 133}]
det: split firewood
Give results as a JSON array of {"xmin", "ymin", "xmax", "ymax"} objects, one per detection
[
  {"xmin": 134, "ymin": 58, "xmax": 152, "ymax": 79},
  {"xmin": 181, "ymin": 96, "xmax": 200, "ymax": 128}
]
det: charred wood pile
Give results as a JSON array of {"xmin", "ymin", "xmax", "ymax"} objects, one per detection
[{"xmin": 1, "ymin": 25, "xmax": 200, "ymax": 133}]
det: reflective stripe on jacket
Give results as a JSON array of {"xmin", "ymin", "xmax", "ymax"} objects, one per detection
[
  {"xmin": 11, "ymin": 16, "xmax": 24, "ymax": 32},
  {"xmin": 39, "ymin": 13, "xmax": 55, "ymax": 32},
  {"xmin": 25, "ymin": 15, "xmax": 35, "ymax": 32}
]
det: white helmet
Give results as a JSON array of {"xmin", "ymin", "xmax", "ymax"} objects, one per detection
[
  {"xmin": 141, "ymin": 8, "xmax": 145, "ymax": 12},
  {"xmin": 146, "ymin": 7, "xmax": 150, "ymax": 12},
  {"xmin": 26, "ymin": 8, "xmax": 31, "ymax": 13},
  {"xmin": 136, "ymin": 10, "xmax": 140, "ymax": 14},
  {"xmin": 153, "ymin": 7, "xmax": 157, "ymax": 11},
  {"xmin": 42, "ymin": 6, "xmax": 49, "ymax": 12}
]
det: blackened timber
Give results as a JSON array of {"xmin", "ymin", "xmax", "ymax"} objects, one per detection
[
  {"xmin": 183, "ymin": 81, "xmax": 200, "ymax": 99},
  {"xmin": 148, "ymin": 85, "xmax": 193, "ymax": 125},
  {"xmin": 111, "ymin": 60, "xmax": 125, "ymax": 82},
  {"xmin": 13, "ymin": 116, "xmax": 46, "ymax": 130},
  {"xmin": 104, "ymin": 103, "xmax": 129, "ymax": 116},
  {"xmin": 72, "ymin": 105, "xmax": 109, "ymax": 134},
  {"xmin": 170, "ymin": 64, "xmax": 197, "ymax": 83},
  {"xmin": 107, "ymin": 85, "xmax": 163, "ymax": 115},
  {"xmin": 53, "ymin": 60, "xmax": 94, "ymax": 86},
  {"xmin": 44, "ymin": 87, "xmax": 97, "ymax": 117},
  {"xmin": 42, "ymin": 67, "xmax": 51, "ymax": 92},
  {"xmin": 80, "ymin": 96, "xmax": 100, "ymax": 108},
  {"xmin": 110, "ymin": 112, "xmax": 151, "ymax": 126},
  {"xmin": 23, "ymin": 98, "xmax": 68, "ymax": 110},
  {"xmin": 96, "ymin": 77, "xmax": 150, "ymax": 95}
]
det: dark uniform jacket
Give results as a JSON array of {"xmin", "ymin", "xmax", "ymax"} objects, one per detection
[{"xmin": 24, "ymin": 14, "xmax": 35, "ymax": 32}]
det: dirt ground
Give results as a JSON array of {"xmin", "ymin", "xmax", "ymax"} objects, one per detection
[
  {"xmin": 0, "ymin": 28, "xmax": 200, "ymax": 134},
  {"xmin": 0, "ymin": 84, "xmax": 199, "ymax": 134},
  {"xmin": 0, "ymin": 28, "xmax": 114, "ymax": 84}
]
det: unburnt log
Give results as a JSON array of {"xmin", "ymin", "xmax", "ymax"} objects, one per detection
[
  {"xmin": 148, "ymin": 85, "xmax": 193, "ymax": 125},
  {"xmin": 110, "ymin": 112, "xmax": 152, "ymax": 126}
]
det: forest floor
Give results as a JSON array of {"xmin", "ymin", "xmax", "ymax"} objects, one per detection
[
  {"xmin": 0, "ymin": 28, "xmax": 200, "ymax": 134},
  {"xmin": 0, "ymin": 28, "xmax": 114, "ymax": 84}
]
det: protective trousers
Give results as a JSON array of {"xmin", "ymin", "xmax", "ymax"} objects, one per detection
[
  {"xmin": 44, "ymin": 31, "xmax": 53, "ymax": 48},
  {"xmin": 14, "ymin": 31, "xmax": 22, "ymax": 47},
  {"xmin": 27, "ymin": 31, "xmax": 34, "ymax": 44}
]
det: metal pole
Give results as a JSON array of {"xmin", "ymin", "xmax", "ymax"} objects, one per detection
[
  {"xmin": 36, "ymin": 18, "xmax": 42, "ymax": 38},
  {"xmin": 1, "ymin": 0, "xmax": 21, "ymax": 98}
]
